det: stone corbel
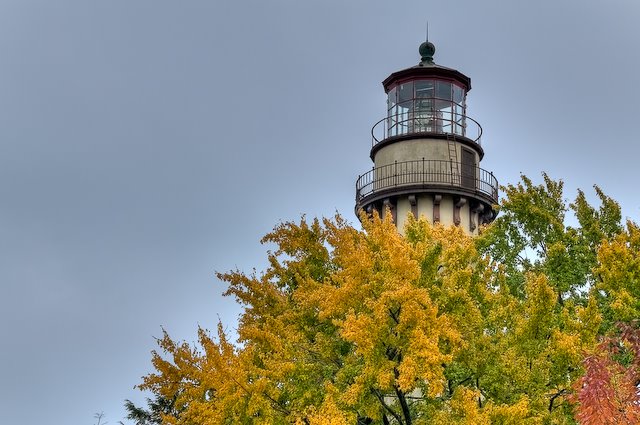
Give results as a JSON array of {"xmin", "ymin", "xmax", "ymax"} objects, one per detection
[
  {"xmin": 454, "ymin": 197, "xmax": 467, "ymax": 226},
  {"xmin": 433, "ymin": 194, "xmax": 442, "ymax": 223},
  {"xmin": 470, "ymin": 203, "xmax": 485, "ymax": 232},
  {"xmin": 408, "ymin": 195, "xmax": 418, "ymax": 219},
  {"xmin": 481, "ymin": 209, "xmax": 494, "ymax": 225}
]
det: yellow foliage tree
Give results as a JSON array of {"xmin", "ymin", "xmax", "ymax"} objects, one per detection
[{"xmin": 133, "ymin": 175, "xmax": 640, "ymax": 424}]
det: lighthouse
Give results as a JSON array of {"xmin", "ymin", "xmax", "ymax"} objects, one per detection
[{"xmin": 355, "ymin": 41, "xmax": 498, "ymax": 234}]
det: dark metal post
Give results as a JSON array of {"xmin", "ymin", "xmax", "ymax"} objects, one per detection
[{"xmin": 394, "ymin": 160, "xmax": 398, "ymax": 186}]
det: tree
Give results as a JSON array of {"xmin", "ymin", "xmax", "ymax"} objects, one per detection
[
  {"xmin": 572, "ymin": 322, "xmax": 640, "ymax": 424},
  {"xmin": 477, "ymin": 173, "xmax": 621, "ymax": 304},
  {"xmin": 122, "ymin": 395, "xmax": 178, "ymax": 425},
  {"xmin": 131, "ymin": 174, "xmax": 639, "ymax": 424},
  {"xmin": 94, "ymin": 412, "xmax": 107, "ymax": 425},
  {"xmin": 572, "ymin": 218, "xmax": 640, "ymax": 424},
  {"xmin": 139, "ymin": 215, "xmax": 466, "ymax": 424}
]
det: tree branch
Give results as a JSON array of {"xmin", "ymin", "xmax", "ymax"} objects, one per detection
[
  {"xmin": 372, "ymin": 388, "xmax": 404, "ymax": 425},
  {"xmin": 394, "ymin": 385, "xmax": 413, "ymax": 425},
  {"xmin": 548, "ymin": 389, "xmax": 568, "ymax": 412}
]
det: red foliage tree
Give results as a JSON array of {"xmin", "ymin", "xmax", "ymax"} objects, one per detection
[{"xmin": 574, "ymin": 323, "xmax": 640, "ymax": 424}]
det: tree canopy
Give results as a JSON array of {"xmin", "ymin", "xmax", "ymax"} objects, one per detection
[{"xmin": 130, "ymin": 174, "xmax": 640, "ymax": 424}]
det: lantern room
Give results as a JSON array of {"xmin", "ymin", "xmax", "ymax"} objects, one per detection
[{"xmin": 386, "ymin": 78, "xmax": 467, "ymax": 138}]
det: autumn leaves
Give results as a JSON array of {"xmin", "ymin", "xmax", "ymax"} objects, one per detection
[{"xmin": 136, "ymin": 175, "xmax": 640, "ymax": 424}]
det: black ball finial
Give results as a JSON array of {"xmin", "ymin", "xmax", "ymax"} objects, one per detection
[{"xmin": 419, "ymin": 41, "xmax": 435, "ymax": 64}]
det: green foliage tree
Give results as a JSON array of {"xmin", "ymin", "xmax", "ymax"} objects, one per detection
[
  {"xmin": 477, "ymin": 173, "xmax": 621, "ymax": 304},
  {"xmin": 129, "ymin": 174, "xmax": 640, "ymax": 424},
  {"xmin": 122, "ymin": 395, "xmax": 177, "ymax": 425}
]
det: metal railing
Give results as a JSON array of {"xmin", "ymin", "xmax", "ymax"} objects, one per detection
[
  {"xmin": 355, "ymin": 159, "xmax": 498, "ymax": 204},
  {"xmin": 371, "ymin": 111, "xmax": 483, "ymax": 148}
]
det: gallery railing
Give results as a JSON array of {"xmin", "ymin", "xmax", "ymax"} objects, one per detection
[
  {"xmin": 371, "ymin": 111, "xmax": 482, "ymax": 148},
  {"xmin": 355, "ymin": 159, "xmax": 498, "ymax": 204}
]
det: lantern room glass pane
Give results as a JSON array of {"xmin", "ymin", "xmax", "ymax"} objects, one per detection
[
  {"xmin": 415, "ymin": 80, "xmax": 435, "ymax": 98},
  {"xmin": 414, "ymin": 80, "xmax": 434, "ymax": 132},
  {"xmin": 415, "ymin": 98, "xmax": 433, "ymax": 112},
  {"xmin": 387, "ymin": 87, "xmax": 397, "ymax": 111},
  {"xmin": 397, "ymin": 83, "xmax": 413, "ymax": 135},
  {"xmin": 436, "ymin": 81, "xmax": 452, "ymax": 100},
  {"xmin": 435, "ymin": 98, "xmax": 452, "ymax": 134},
  {"xmin": 398, "ymin": 83, "xmax": 413, "ymax": 105},
  {"xmin": 453, "ymin": 84, "xmax": 464, "ymax": 105},
  {"xmin": 387, "ymin": 87, "xmax": 398, "ymax": 137},
  {"xmin": 414, "ymin": 98, "xmax": 435, "ymax": 132},
  {"xmin": 454, "ymin": 104, "xmax": 464, "ymax": 136}
]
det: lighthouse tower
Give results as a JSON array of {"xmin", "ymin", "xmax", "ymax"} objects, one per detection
[{"xmin": 355, "ymin": 41, "xmax": 498, "ymax": 234}]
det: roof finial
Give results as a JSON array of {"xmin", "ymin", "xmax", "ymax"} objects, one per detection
[
  {"xmin": 419, "ymin": 21, "xmax": 435, "ymax": 64},
  {"xmin": 419, "ymin": 29, "xmax": 435, "ymax": 65}
]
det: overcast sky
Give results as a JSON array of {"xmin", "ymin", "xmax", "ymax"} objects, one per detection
[{"xmin": 1, "ymin": 1, "xmax": 639, "ymax": 423}]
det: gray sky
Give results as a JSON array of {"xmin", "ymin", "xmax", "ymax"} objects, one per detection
[{"xmin": 1, "ymin": 1, "xmax": 639, "ymax": 423}]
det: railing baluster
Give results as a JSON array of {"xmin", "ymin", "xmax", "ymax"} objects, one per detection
[{"xmin": 394, "ymin": 161, "xmax": 397, "ymax": 187}]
